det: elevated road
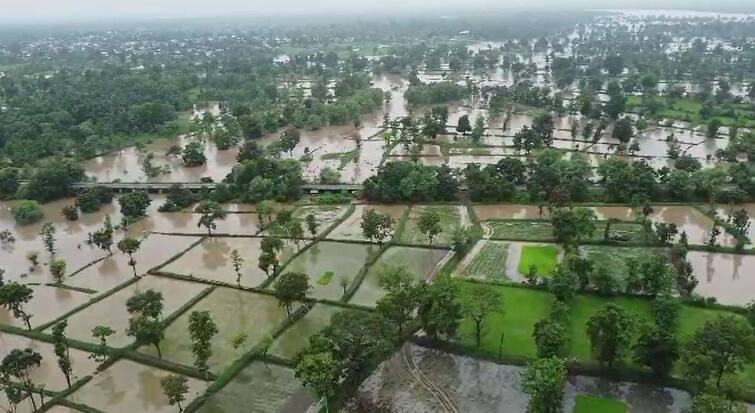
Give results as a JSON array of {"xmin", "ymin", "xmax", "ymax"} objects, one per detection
[{"xmin": 69, "ymin": 181, "xmax": 362, "ymax": 193}]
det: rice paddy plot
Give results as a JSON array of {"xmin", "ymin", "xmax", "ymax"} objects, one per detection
[
  {"xmin": 485, "ymin": 220, "xmax": 555, "ymax": 241},
  {"xmin": 269, "ymin": 304, "xmax": 359, "ymax": 360},
  {"xmin": 579, "ymin": 245, "xmax": 667, "ymax": 287},
  {"xmin": 67, "ymin": 359, "xmax": 206, "ymax": 413},
  {"xmin": 0, "ymin": 285, "xmax": 91, "ymax": 329},
  {"xmin": 349, "ymin": 246, "xmax": 451, "ymax": 307},
  {"xmin": 139, "ymin": 288, "xmax": 288, "ymax": 372},
  {"xmin": 66, "ymin": 234, "xmax": 201, "ymax": 292},
  {"xmin": 277, "ymin": 241, "xmax": 377, "ymax": 301},
  {"xmin": 399, "ymin": 205, "xmax": 470, "ymax": 246},
  {"xmin": 327, "ymin": 204, "xmax": 407, "ymax": 241},
  {"xmin": 55, "ymin": 276, "xmax": 207, "ymax": 348},
  {"xmin": 473, "ymin": 204, "xmax": 549, "ymax": 221},
  {"xmin": 686, "ymin": 251, "xmax": 755, "ymax": 306},
  {"xmin": 517, "ymin": 244, "xmax": 560, "ymax": 277},
  {"xmin": 262, "ymin": 205, "xmax": 348, "ymax": 237},
  {"xmin": 455, "ymin": 240, "xmax": 509, "ymax": 281},
  {"xmin": 0, "ymin": 334, "xmax": 98, "ymax": 392},
  {"xmin": 160, "ymin": 237, "xmax": 296, "ymax": 288},
  {"xmin": 196, "ymin": 362, "xmax": 313, "ymax": 413},
  {"xmin": 572, "ymin": 395, "xmax": 628, "ymax": 413}
]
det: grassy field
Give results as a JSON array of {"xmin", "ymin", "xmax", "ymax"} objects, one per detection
[
  {"xmin": 626, "ymin": 95, "xmax": 755, "ymax": 127},
  {"xmin": 579, "ymin": 245, "xmax": 667, "ymax": 287},
  {"xmin": 487, "ymin": 220, "xmax": 555, "ymax": 241},
  {"xmin": 400, "ymin": 206, "xmax": 468, "ymax": 245},
  {"xmin": 459, "ymin": 241, "xmax": 509, "ymax": 281},
  {"xmin": 572, "ymin": 395, "xmax": 628, "ymax": 413},
  {"xmin": 517, "ymin": 244, "xmax": 559, "ymax": 276},
  {"xmin": 457, "ymin": 283, "xmax": 554, "ymax": 358}
]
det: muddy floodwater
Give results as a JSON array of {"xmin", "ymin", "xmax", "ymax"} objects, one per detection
[
  {"xmin": 473, "ymin": 204, "xmax": 549, "ymax": 221},
  {"xmin": 67, "ymin": 359, "xmax": 206, "ymax": 413},
  {"xmin": 348, "ymin": 342, "xmax": 694, "ymax": 413},
  {"xmin": 0, "ymin": 284, "xmax": 91, "ymax": 329},
  {"xmin": 688, "ymin": 251, "xmax": 755, "ymax": 306}
]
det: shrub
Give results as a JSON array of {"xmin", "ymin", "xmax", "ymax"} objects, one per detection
[{"xmin": 12, "ymin": 200, "xmax": 43, "ymax": 224}]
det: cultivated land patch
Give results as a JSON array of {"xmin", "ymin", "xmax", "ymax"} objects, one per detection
[
  {"xmin": 66, "ymin": 234, "xmax": 201, "ymax": 292},
  {"xmin": 196, "ymin": 362, "xmax": 312, "ymax": 413},
  {"xmin": 66, "ymin": 359, "xmax": 206, "ymax": 413},
  {"xmin": 455, "ymin": 240, "xmax": 509, "ymax": 281},
  {"xmin": 56, "ymin": 276, "xmax": 206, "ymax": 348},
  {"xmin": 277, "ymin": 241, "xmax": 377, "ymax": 301},
  {"xmin": 473, "ymin": 204, "xmax": 549, "ymax": 221},
  {"xmin": 572, "ymin": 395, "xmax": 628, "ymax": 413},
  {"xmin": 0, "ymin": 334, "xmax": 98, "ymax": 392},
  {"xmin": 160, "ymin": 236, "xmax": 296, "ymax": 288},
  {"xmin": 485, "ymin": 220, "xmax": 554, "ymax": 241},
  {"xmin": 399, "ymin": 205, "xmax": 470, "ymax": 246},
  {"xmin": 457, "ymin": 283, "xmax": 554, "ymax": 358},
  {"xmin": 579, "ymin": 245, "xmax": 667, "ymax": 287},
  {"xmin": 517, "ymin": 244, "xmax": 560, "ymax": 276},
  {"xmin": 0, "ymin": 285, "xmax": 91, "ymax": 329},
  {"xmin": 263, "ymin": 205, "xmax": 349, "ymax": 237},
  {"xmin": 268, "ymin": 304, "xmax": 346, "ymax": 360},
  {"xmin": 139, "ymin": 288, "xmax": 288, "ymax": 372},
  {"xmin": 327, "ymin": 204, "xmax": 407, "ymax": 241},
  {"xmin": 349, "ymin": 246, "xmax": 451, "ymax": 307}
]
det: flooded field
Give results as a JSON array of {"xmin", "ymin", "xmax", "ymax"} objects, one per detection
[
  {"xmin": 650, "ymin": 206, "xmax": 735, "ymax": 246},
  {"xmin": 140, "ymin": 288, "xmax": 288, "ymax": 372},
  {"xmin": 67, "ymin": 359, "xmax": 206, "ymax": 413},
  {"xmin": 473, "ymin": 204, "xmax": 549, "ymax": 221},
  {"xmin": 268, "ymin": 304, "xmax": 345, "ymax": 360},
  {"xmin": 161, "ymin": 236, "xmax": 295, "ymax": 288},
  {"xmin": 197, "ymin": 362, "xmax": 312, "ymax": 413},
  {"xmin": 277, "ymin": 241, "xmax": 377, "ymax": 301},
  {"xmin": 400, "ymin": 206, "xmax": 471, "ymax": 246},
  {"xmin": 327, "ymin": 204, "xmax": 406, "ymax": 241},
  {"xmin": 348, "ymin": 343, "xmax": 693, "ymax": 413},
  {"xmin": 0, "ymin": 285, "xmax": 91, "ymax": 329},
  {"xmin": 350, "ymin": 246, "xmax": 451, "ymax": 307},
  {"xmin": 57, "ymin": 276, "xmax": 207, "ymax": 347},
  {"xmin": 688, "ymin": 251, "xmax": 755, "ymax": 306},
  {"xmin": 0, "ymin": 333, "xmax": 97, "ymax": 391}
]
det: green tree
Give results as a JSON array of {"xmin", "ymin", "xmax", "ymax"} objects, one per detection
[
  {"xmin": 682, "ymin": 315, "xmax": 755, "ymax": 388},
  {"xmin": 460, "ymin": 285, "xmax": 502, "ymax": 348},
  {"xmin": 181, "ymin": 141, "xmax": 206, "ymax": 167},
  {"xmin": 521, "ymin": 356, "xmax": 567, "ymax": 413},
  {"xmin": 632, "ymin": 322, "xmax": 678, "ymax": 377},
  {"xmin": 376, "ymin": 267, "xmax": 421, "ymax": 337},
  {"xmin": 417, "ymin": 208, "xmax": 442, "ymax": 245},
  {"xmin": 586, "ymin": 304, "xmax": 635, "ymax": 368},
  {"xmin": 690, "ymin": 394, "xmax": 747, "ymax": 413},
  {"xmin": 550, "ymin": 207, "xmax": 597, "ymax": 246},
  {"xmin": 470, "ymin": 116, "xmax": 486, "ymax": 144},
  {"xmin": 117, "ymin": 237, "xmax": 142, "ymax": 277},
  {"xmin": 91, "ymin": 325, "xmax": 116, "ymax": 361},
  {"xmin": 274, "ymin": 272, "xmax": 310, "ymax": 316},
  {"xmin": 39, "ymin": 223, "xmax": 57, "ymax": 255},
  {"xmin": 49, "ymin": 258, "xmax": 67, "ymax": 285},
  {"xmin": 360, "ymin": 209, "xmax": 394, "ymax": 245},
  {"xmin": 195, "ymin": 200, "xmax": 226, "ymax": 236},
  {"xmin": 280, "ymin": 127, "xmax": 301, "ymax": 156},
  {"xmin": 418, "ymin": 275, "xmax": 461, "ymax": 340},
  {"xmin": 533, "ymin": 318, "xmax": 568, "ymax": 358},
  {"xmin": 188, "ymin": 311, "xmax": 219, "ymax": 377},
  {"xmin": 118, "ymin": 191, "xmax": 152, "ymax": 221},
  {"xmin": 295, "ymin": 352, "xmax": 340, "ymax": 413},
  {"xmin": 11, "ymin": 200, "xmax": 43, "ymax": 225},
  {"xmin": 89, "ymin": 214, "xmax": 114, "ymax": 255},
  {"xmin": 230, "ymin": 249, "xmax": 244, "ymax": 286},
  {"xmin": 51, "ymin": 320, "xmax": 73, "ymax": 388},
  {"xmin": 0, "ymin": 282, "xmax": 34, "ymax": 330},
  {"xmin": 305, "ymin": 213, "xmax": 319, "ymax": 237},
  {"xmin": 612, "ymin": 118, "xmax": 633, "ymax": 143},
  {"xmin": 456, "ymin": 114, "xmax": 472, "ymax": 135},
  {"xmin": 0, "ymin": 348, "xmax": 43, "ymax": 410},
  {"xmin": 126, "ymin": 289, "xmax": 165, "ymax": 357},
  {"xmin": 160, "ymin": 374, "xmax": 189, "ymax": 412}
]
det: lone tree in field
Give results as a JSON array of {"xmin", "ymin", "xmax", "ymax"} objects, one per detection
[
  {"xmin": 587, "ymin": 304, "xmax": 635, "ymax": 368},
  {"xmin": 188, "ymin": 310, "xmax": 218, "ymax": 377},
  {"xmin": 456, "ymin": 114, "xmax": 472, "ymax": 135},
  {"xmin": 195, "ymin": 200, "xmax": 226, "ymax": 236},
  {"xmin": 305, "ymin": 213, "xmax": 319, "ymax": 237},
  {"xmin": 230, "ymin": 249, "xmax": 244, "ymax": 286},
  {"xmin": 117, "ymin": 237, "xmax": 142, "ymax": 277},
  {"xmin": 118, "ymin": 191, "xmax": 152, "ymax": 223},
  {"xmin": 1, "ymin": 348, "xmax": 43, "ymax": 410},
  {"xmin": 550, "ymin": 207, "xmax": 597, "ymax": 247},
  {"xmin": 160, "ymin": 374, "xmax": 189, "ymax": 412},
  {"xmin": 49, "ymin": 258, "xmax": 66, "ymax": 285},
  {"xmin": 259, "ymin": 236, "xmax": 283, "ymax": 276},
  {"xmin": 533, "ymin": 318, "xmax": 568, "ymax": 358},
  {"xmin": 376, "ymin": 267, "xmax": 422, "ymax": 337},
  {"xmin": 460, "ymin": 285, "xmax": 502, "ymax": 348},
  {"xmin": 682, "ymin": 315, "xmax": 755, "ymax": 389},
  {"xmin": 360, "ymin": 209, "xmax": 394, "ymax": 245},
  {"xmin": 51, "ymin": 320, "xmax": 73, "ymax": 388},
  {"xmin": 274, "ymin": 272, "xmax": 310, "ymax": 316},
  {"xmin": 521, "ymin": 356, "xmax": 567, "ymax": 413},
  {"xmin": 295, "ymin": 352, "xmax": 340, "ymax": 413},
  {"xmin": 0, "ymin": 282, "xmax": 34, "ymax": 330},
  {"xmin": 632, "ymin": 322, "xmax": 679, "ymax": 377},
  {"xmin": 39, "ymin": 222, "xmax": 57, "ymax": 255},
  {"xmin": 126, "ymin": 289, "xmax": 165, "ymax": 358},
  {"xmin": 89, "ymin": 214, "xmax": 114, "ymax": 255},
  {"xmin": 417, "ymin": 208, "xmax": 442, "ymax": 245},
  {"xmin": 91, "ymin": 325, "xmax": 116, "ymax": 361}
]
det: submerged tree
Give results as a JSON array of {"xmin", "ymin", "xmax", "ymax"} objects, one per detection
[
  {"xmin": 360, "ymin": 209, "xmax": 394, "ymax": 245},
  {"xmin": 274, "ymin": 272, "xmax": 310, "ymax": 316},
  {"xmin": 39, "ymin": 223, "xmax": 57, "ymax": 255},
  {"xmin": 230, "ymin": 249, "xmax": 244, "ymax": 286},
  {"xmin": 1, "ymin": 348, "xmax": 43, "ymax": 410},
  {"xmin": 126, "ymin": 289, "xmax": 165, "ymax": 357},
  {"xmin": 195, "ymin": 200, "xmax": 226, "ymax": 236},
  {"xmin": 51, "ymin": 320, "xmax": 73, "ymax": 388},
  {"xmin": 188, "ymin": 311, "xmax": 218, "ymax": 377},
  {"xmin": 117, "ymin": 237, "xmax": 142, "ymax": 277},
  {"xmin": 160, "ymin": 374, "xmax": 189, "ymax": 412},
  {"xmin": 0, "ymin": 282, "xmax": 34, "ymax": 330}
]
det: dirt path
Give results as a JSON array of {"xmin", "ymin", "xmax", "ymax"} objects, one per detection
[{"xmin": 402, "ymin": 344, "xmax": 460, "ymax": 413}]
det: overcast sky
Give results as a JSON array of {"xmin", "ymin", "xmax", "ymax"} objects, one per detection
[{"xmin": 3, "ymin": 0, "xmax": 754, "ymax": 23}]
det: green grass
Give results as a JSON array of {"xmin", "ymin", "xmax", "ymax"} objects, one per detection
[
  {"xmin": 457, "ymin": 283, "xmax": 554, "ymax": 358},
  {"xmin": 400, "ymin": 206, "xmax": 467, "ymax": 245},
  {"xmin": 579, "ymin": 245, "xmax": 667, "ymax": 287},
  {"xmin": 487, "ymin": 220, "xmax": 555, "ymax": 241},
  {"xmin": 573, "ymin": 395, "xmax": 628, "ymax": 413},
  {"xmin": 317, "ymin": 271, "xmax": 335, "ymax": 285},
  {"xmin": 626, "ymin": 95, "xmax": 755, "ymax": 127},
  {"xmin": 460, "ymin": 241, "xmax": 509, "ymax": 281},
  {"xmin": 517, "ymin": 245, "xmax": 559, "ymax": 276}
]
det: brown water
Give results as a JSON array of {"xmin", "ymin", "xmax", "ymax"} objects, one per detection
[
  {"xmin": 473, "ymin": 205, "xmax": 549, "ymax": 221},
  {"xmin": 139, "ymin": 288, "xmax": 289, "ymax": 372},
  {"xmin": 0, "ymin": 333, "xmax": 98, "ymax": 391},
  {"xmin": 0, "ymin": 285, "xmax": 91, "ymax": 329},
  {"xmin": 56, "ymin": 275, "xmax": 206, "ymax": 347},
  {"xmin": 67, "ymin": 359, "xmax": 206, "ymax": 413},
  {"xmin": 688, "ymin": 251, "xmax": 755, "ymax": 306},
  {"xmin": 650, "ymin": 206, "xmax": 736, "ymax": 246},
  {"xmin": 161, "ymin": 236, "xmax": 295, "ymax": 288},
  {"xmin": 715, "ymin": 203, "xmax": 755, "ymax": 243}
]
